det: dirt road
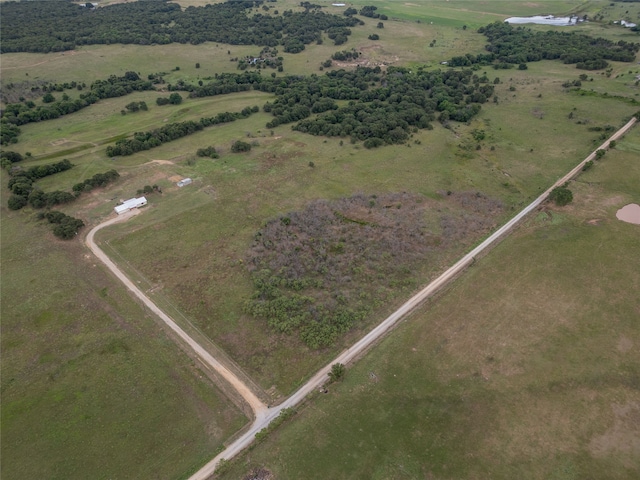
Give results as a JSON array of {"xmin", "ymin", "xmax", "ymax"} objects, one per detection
[{"xmin": 85, "ymin": 210, "xmax": 268, "ymax": 419}]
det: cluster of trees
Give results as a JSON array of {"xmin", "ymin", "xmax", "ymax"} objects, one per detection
[
  {"xmin": 550, "ymin": 185, "xmax": 573, "ymax": 206},
  {"xmin": 231, "ymin": 140, "xmax": 252, "ymax": 153},
  {"xmin": 187, "ymin": 66, "xmax": 491, "ymax": 146},
  {"xmin": 7, "ymin": 164, "xmax": 119, "ymax": 211},
  {"xmin": 291, "ymin": 68, "xmax": 492, "ymax": 146},
  {"xmin": 451, "ymin": 22, "xmax": 639, "ymax": 70},
  {"xmin": 331, "ymin": 49, "xmax": 361, "ymax": 61},
  {"xmin": 39, "ymin": 211, "xmax": 85, "ymax": 240},
  {"xmin": 72, "ymin": 169, "xmax": 120, "ymax": 193},
  {"xmin": 7, "ymin": 159, "xmax": 74, "ymax": 210},
  {"xmin": 106, "ymin": 106, "xmax": 259, "ymax": 156},
  {"xmin": 0, "ymin": 150, "xmax": 24, "ymax": 169},
  {"xmin": 354, "ymin": 5, "xmax": 388, "ymax": 20},
  {"xmin": 156, "ymin": 93, "xmax": 183, "ymax": 105},
  {"xmin": 1, "ymin": 0, "xmax": 361, "ymax": 53},
  {"xmin": 0, "ymin": 123, "xmax": 21, "ymax": 146},
  {"xmin": 196, "ymin": 146, "xmax": 219, "ymax": 158},
  {"xmin": 13, "ymin": 158, "xmax": 73, "ymax": 181},
  {"xmin": 10, "ymin": 189, "xmax": 75, "ymax": 211},
  {"xmin": 122, "ymin": 101, "xmax": 148, "ymax": 115},
  {"xmin": 1, "ymin": 72, "xmax": 154, "ymax": 142}
]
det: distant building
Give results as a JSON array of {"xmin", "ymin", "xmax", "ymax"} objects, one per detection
[
  {"xmin": 115, "ymin": 197, "xmax": 147, "ymax": 215},
  {"xmin": 177, "ymin": 178, "xmax": 193, "ymax": 187}
]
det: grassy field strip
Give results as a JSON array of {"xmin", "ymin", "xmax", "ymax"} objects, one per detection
[
  {"xmin": 188, "ymin": 116, "xmax": 638, "ymax": 479},
  {"xmin": 85, "ymin": 210, "xmax": 269, "ymax": 420}
]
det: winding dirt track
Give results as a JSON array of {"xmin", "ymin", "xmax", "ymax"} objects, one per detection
[
  {"xmin": 85, "ymin": 211, "xmax": 268, "ymax": 419},
  {"xmin": 85, "ymin": 117, "xmax": 635, "ymax": 480}
]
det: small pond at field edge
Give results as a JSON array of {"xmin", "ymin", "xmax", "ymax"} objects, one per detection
[{"xmin": 616, "ymin": 204, "xmax": 640, "ymax": 225}]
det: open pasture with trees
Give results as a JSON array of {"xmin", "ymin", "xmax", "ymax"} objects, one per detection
[
  {"xmin": 218, "ymin": 124, "xmax": 640, "ymax": 480},
  {"xmin": 1, "ymin": 0, "xmax": 639, "ymax": 478}
]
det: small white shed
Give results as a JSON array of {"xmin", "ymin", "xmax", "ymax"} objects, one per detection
[{"xmin": 115, "ymin": 196, "xmax": 147, "ymax": 215}]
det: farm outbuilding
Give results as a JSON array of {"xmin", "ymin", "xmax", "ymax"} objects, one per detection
[{"xmin": 114, "ymin": 196, "xmax": 147, "ymax": 215}]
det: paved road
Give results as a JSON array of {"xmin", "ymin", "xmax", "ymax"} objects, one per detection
[
  {"xmin": 84, "ymin": 117, "xmax": 636, "ymax": 480},
  {"xmin": 85, "ymin": 210, "xmax": 268, "ymax": 419},
  {"xmin": 188, "ymin": 116, "xmax": 637, "ymax": 480}
]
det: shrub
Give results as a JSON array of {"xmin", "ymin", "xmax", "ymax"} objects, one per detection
[
  {"xmin": 7, "ymin": 194, "xmax": 27, "ymax": 210},
  {"xmin": 196, "ymin": 146, "xmax": 219, "ymax": 158},
  {"xmin": 549, "ymin": 186, "xmax": 573, "ymax": 206},
  {"xmin": 231, "ymin": 140, "xmax": 252, "ymax": 153}
]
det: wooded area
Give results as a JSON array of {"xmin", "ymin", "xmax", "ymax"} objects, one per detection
[
  {"xmin": 0, "ymin": 0, "xmax": 361, "ymax": 53},
  {"xmin": 450, "ymin": 22, "xmax": 639, "ymax": 69}
]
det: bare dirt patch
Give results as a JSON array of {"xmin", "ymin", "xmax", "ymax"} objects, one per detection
[
  {"xmin": 617, "ymin": 335, "xmax": 633, "ymax": 353},
  {"xmin": 589, "ymin": 402, "xmax": 640, "ymax": 467}
]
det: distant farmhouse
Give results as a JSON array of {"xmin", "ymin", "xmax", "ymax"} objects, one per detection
[{"xmin": 114, "ymin": 197, "xmax": 147, "ymax": 215}]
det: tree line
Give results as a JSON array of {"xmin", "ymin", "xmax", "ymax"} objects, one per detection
[
  {"xmin": 0, "ymin": 0, "xmax": 361, "ymax": 53},
  {"xmin": 1, "ymin": 72, "xmax": 154, "ymax": 144},
  {"xmin": 105, "ymin": 106, "xmax": 259, "ymax": 157},
  {"xmin": 39, "ymin": 211, "xmax": 85, "ymax": 240},
  {"xmin": 449, "ymin": 22, "xmax": 639, "ymax": 70},
  {"xmin": 7, "ymin": 166, "xmax": 119, "ymax": 211}
]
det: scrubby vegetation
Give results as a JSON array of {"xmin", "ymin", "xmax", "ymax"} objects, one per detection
[
  {"xmin": 0, "ymin": 0, "xmax": 361, "ymax": 53},
  {"xmin": 449, "ymin": 22, "xmax": 639, "ymax": 70},
  {"xmin": 245, "ymin": 192, "xmax": 502, "ymax": 348},
  {"xmin": 39, "ymin": 210, "xmax": 85, "ymax": 240}
]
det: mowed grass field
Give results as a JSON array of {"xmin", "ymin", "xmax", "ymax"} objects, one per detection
[
  {"xmin": 0, "ymin": 188, "xmax": 247, "ymax": 479},
  {"xmin": 217, "ymin": 124, "xmax": 640, "ymax": 480}
]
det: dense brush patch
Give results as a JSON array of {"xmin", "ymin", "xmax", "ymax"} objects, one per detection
[{"xmin": 245, "ymin": 192, "xmax": 502, "ymax": 348}]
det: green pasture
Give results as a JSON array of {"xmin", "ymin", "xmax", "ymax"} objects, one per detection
[
  {"xmin": 218, "ymin": 125, "xmax": 640, "ymax": 480},
  {"xmin": 0, "ymin": 186, "xmax": 247, "ymax": 480},
  {"xmin": 85, "ymin": 60, "xmax": 638, "ymax": 397},
  {"xmin": 8, "ymin": 90, "xmax": 274, "ymax": 159},
  {"xmin": 2, "ymin": 2, "xmax": 640, "ymax": 478}
]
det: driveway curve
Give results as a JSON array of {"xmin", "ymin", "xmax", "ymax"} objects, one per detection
[{"xmin": 85, "ymin": 210, "xmax": 268, "ymax": 419}]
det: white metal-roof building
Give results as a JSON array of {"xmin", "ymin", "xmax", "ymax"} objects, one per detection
[{"xmin": 114, "ymin": 196, "xmax": 147, "ymax": 215}]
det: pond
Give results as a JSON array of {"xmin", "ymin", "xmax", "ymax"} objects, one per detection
[
  {"xmin": 616, "ymin": 204, "xmax": 640, "ymax": 225},
  {"xmin": 504, "ymin": 15, "xmax": 581, "ymax": 26}
]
